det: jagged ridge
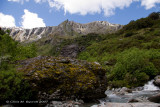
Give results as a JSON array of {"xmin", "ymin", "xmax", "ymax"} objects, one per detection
[{"xmin": 2, "ymin": 20, "xmax": 122, "ymax": 42}]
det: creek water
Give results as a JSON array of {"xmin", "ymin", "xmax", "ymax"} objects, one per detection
[
  {"xmin": 143, "ymin": 80, "xmax": 159, "ymax": 91},
  {"xmin": 88, "ymin": 80, "xmax": 160, "ymax": 107}
]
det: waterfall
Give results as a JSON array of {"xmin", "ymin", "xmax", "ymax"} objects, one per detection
[{"xmin": 143, "ymin": 80, "xmax": 159, "ymax": 91}]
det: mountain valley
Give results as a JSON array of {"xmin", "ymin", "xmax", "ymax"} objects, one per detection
[{"xmin": 0, "ymin": 12, "xmax": 160, "ymax": 107}]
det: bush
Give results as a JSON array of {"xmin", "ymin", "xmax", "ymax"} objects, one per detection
[
  {"xmin": 122, "ymin": 17, "xmax": 153, "ymax": 31},
  {"xmin": 108, "ymin": 48, "xmax": 158, "ymax": 88},
  {"xmin": 0, "ymin": 65, "xmax": 34, "ymax": 103},
  {"xmin": 0, "ymin": 29, "xmax": 37, "ymax": 61},
  {"xmin": 14, "ymin": 43, "xmax": 37, "ymax": 60},
  {"xmin": 153, "ymin": 29, "xmax": 160, "ymax": 36},
  {"xmin": 0, "ymin": 29, "xmax": 37, "ymax": 105},
  {"xmin": 148, "ymin": 12, "xmax": 160, "ymax": 20},
  {"xmin": 124, "ymin": 31, "xmax": 134, "ymax": 37}
]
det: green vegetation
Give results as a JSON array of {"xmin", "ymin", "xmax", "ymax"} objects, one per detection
[
  {"xmin": 108, "ymin": 48, "xmax": 158, "ymax": 88},
  {"xmin": 0, "ymin": 29, "xmax": 37, "ymax": 104},
  {"xmin": 34, "ymin": 12, "xmax": 160, "ymax": 88},
  {"xmin": 0, "ymin": 65, "xmax": 33, "ymax": 102},
  {"xmin": 77, "ymin": 12, "xmax": 160, "ymax": 88},
  {"xmin": 1, "ymin": 12, "xmax": 160, "ymax": 104},
  {"xmin": 0, "ymin": 29, "xmax": 37, "ymax": 61},
  {"xmin": 36, "ymin": 33, "xmax": 102, "ymax": 56}
]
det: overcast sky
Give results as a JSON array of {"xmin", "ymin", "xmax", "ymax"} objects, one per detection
[{"xmin": 0, "ymin": 0, "xmax": 160, "ymax": 29}]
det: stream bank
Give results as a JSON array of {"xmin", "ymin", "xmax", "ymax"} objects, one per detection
[{"xmin": 92, "ymin": 80, "xmax": 160, "ymax": 107}]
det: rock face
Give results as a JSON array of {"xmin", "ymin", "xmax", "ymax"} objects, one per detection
[
  {"xmin": 60, "ymin": 44, "xmax": 85, "ymax": 58},
  {"xmin": 17, "ymin": 56, "xmax": 107, "ymax": 102},
  {"xmin": 154, "ymin": 75, "xmax": 160, "ymax": 87},
  {"xmin": 2, "ymin": 20, "xmax": 122, "ymax": 42},
  {"xmin": 2, "ymin": 27, "xmax": 56, "ymax": 42}
]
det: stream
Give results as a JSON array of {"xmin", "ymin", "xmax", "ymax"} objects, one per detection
[
  {"xmin": 81, "ymin": 80, "xmax": 160, "ymax": 107},
  {"xmin": 3, "ymin": 80, "xmax": 160, "ymax": 107}
]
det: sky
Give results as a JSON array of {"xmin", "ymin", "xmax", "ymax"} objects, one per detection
[{"xmin": 0, "ymin": 0, "xmax": 160, "ymax": 29}]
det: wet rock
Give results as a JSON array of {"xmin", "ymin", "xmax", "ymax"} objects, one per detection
[
  {"xmin": 120, "ymin": 87, "xmax": 132, "ymax": 93},
  {"xmin": 18, "ymin": 56, "xmax": 107, "ymax": 102},
  {"xmin": 148, "ymin": 93, "xmax": 160, "ymax": 103},
  {"xmin": 128, "ymin": 97, "xmax": 149, "ymax": 103},
  {"xmin": 133, "ymin": 87, "xmax": 144, "ymax": 91},
  {"xmin": 114, "ymin": 87, "xmax": 132, "ymax": 95},
  {"xmin": 45, "ymin": 100, "xmax": 84, "ymax": 107},
  {"xmin": 154, "ymin": 75, "xmax": 160, "ymax": 87},
  {"xmin": 128, "ymin": 99, "xmax": 140, "ymax": 103},
  {"xmin": 98, "ymin": 102, "xmax": 160, "ymax": 107}
]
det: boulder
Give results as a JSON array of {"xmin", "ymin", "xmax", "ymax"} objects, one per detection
[
  {"xmin": 128, "ymin": 99, "xmax": 140, "ymax": 103},
  {"xmin": 128, "ymin": 97, "xmax": 149, "ymax": 103},
  {"xmin": 46, "ymin": 100, "xmax": 84, "ymax": 107},
  {"xmin": 114, "ymin": 87, "xmax": 132, "ymax": 95},
  {"xmin": 154, "ymin": 75, "xmax": 160, "ymax": 87},
  {"xmin": 18, "ymin": 56, "xmax": 107, "ymax": 102},
  {"xmin": 60, "ymin": 44, "xmax": 85, "ymax": 58},
  {"xmin": 148, "ymin": 94, "xmax": 160, "ymax": 103}
]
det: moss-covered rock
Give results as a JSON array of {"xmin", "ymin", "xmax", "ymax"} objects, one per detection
[{"xmin": 18, "ymin": 56, "xmax": 107, "ymax": 102}]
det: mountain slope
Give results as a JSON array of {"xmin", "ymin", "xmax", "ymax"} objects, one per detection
[
  {"xmin": 2, "ymin": 20, "xmax": 122, "ymax": 42},
  {"xmin": 35, "ymin": 12, "xmax": 160, "ymax": 88},
  {"xmin": 77, "ymin": 12, "xmax": 160, "ymax": 88}
]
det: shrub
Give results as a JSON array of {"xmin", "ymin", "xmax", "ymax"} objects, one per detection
[
  {"xmin": 148, "ymin": 12, "xmax": 160, "ymax": 20},
  {"xmin": 0, "ymin": 29, "xmax": 37, "ymax": 105},
  {"xmin": 153, "ymin": 29, "xmax": 160, "ymax": 36},
  {"xmin": 124, "ymin": 31, "xmax": 134, "ymax": 37},
  {"xmin": 122, "ymin": 17, "xmax": 153, "ymax": 31},
  {"xmin": 0, "ymin": 29, "xmax": 37, "ymax": 61},
  {"xmin": 0, "ymin": 65, "xmax": 34, "ymax": 103},
  {"xmin": 108, "ymin": 48, "xmax": 158, "ymax": 88}
]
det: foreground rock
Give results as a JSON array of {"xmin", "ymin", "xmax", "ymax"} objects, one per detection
[
  {"xmin": 154, "ymin": 75, "xmax": 160, "ymax": 87},
  {"xmin": 148, "ymin": 93, "xmax": 160, "ymax": 103},
  {"xmin": 18, "ymin": 56, "xmax": 107, "ymax": 102},
  {"xmin": 45, "ymin": 100, "xmax": 84, "ymax": 107},
  {"xmin": 128, "ymin": 97, "xmax": 149, "ymax": 103},
  {"xmin": 98, "ymin": 103, "xmax": 160, "ymax": 107}
]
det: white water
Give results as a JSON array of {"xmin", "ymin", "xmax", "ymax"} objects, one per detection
[
  {"xmin": 89, "ymin": 80, "xmax": 160, "ymax": 107},
  {"xmin": 143, "ymin": 80, "xmax": 159, "ymax": 91}
]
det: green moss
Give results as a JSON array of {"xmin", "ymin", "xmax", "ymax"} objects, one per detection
[{"xmin": 18, "ymin": 56, "xmax": 107, "ymax": 100}]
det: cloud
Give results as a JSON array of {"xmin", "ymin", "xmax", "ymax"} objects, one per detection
[
  {"xmin": 0, "ymin": 13, "xmax": 16, "ymax": 27},
  {"xmin": 42, "ymin": 0, "xmax": 141, "ymax": 16},
  {"xmin": 34, "ymin": 0, "xmax": 41, "ymax": 3},
  {"xmin": 141, "ymin": 0, "xmax": 160, "ymax": 9},
  {"xmin": 46, "ymin": 0, "xmax": 160, "ymax": 16},
  {"xmin": 8, "ymin": 0, "xmax": 29, "ymax": 4},
  {"xmin": 20, "ymin": 9, "xmax": 46, "ymax": 29},
  {"xmin": 8, "ymin": 0, "xmax": 160, "ymax": 17},
  {"xmin": 34, "ymin": 0, "xmax": 45, "ymax": 3},
  {"xmin": 8, "ymin": 0, "xmax": 20, "ymax": 2}
]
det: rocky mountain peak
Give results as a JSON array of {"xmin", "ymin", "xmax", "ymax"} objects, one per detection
[{"xmin": 2, "ymin": 20, "xmax": 123, "ymax": 42}]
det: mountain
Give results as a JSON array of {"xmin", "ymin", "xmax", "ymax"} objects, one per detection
[
  {"xmin": 2, "ymin": 20, "xmax": 122, "ymax": 42},
  {"xmin": 35, "ymin": 12, "xmax": 160, "ymax": 88},
  {"xmin": 1, "ymin": 12, "xmax": 160, "ymax": 106}
]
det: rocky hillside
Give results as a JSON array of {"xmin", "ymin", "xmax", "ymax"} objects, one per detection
[{"xmin": 2, "ymin": 20, "xmax": 122, "ymax": 42}]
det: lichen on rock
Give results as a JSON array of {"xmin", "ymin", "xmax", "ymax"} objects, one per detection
[{"xmin": 18, "ymin": 56, "xmax": 107, "ymax": 102}]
